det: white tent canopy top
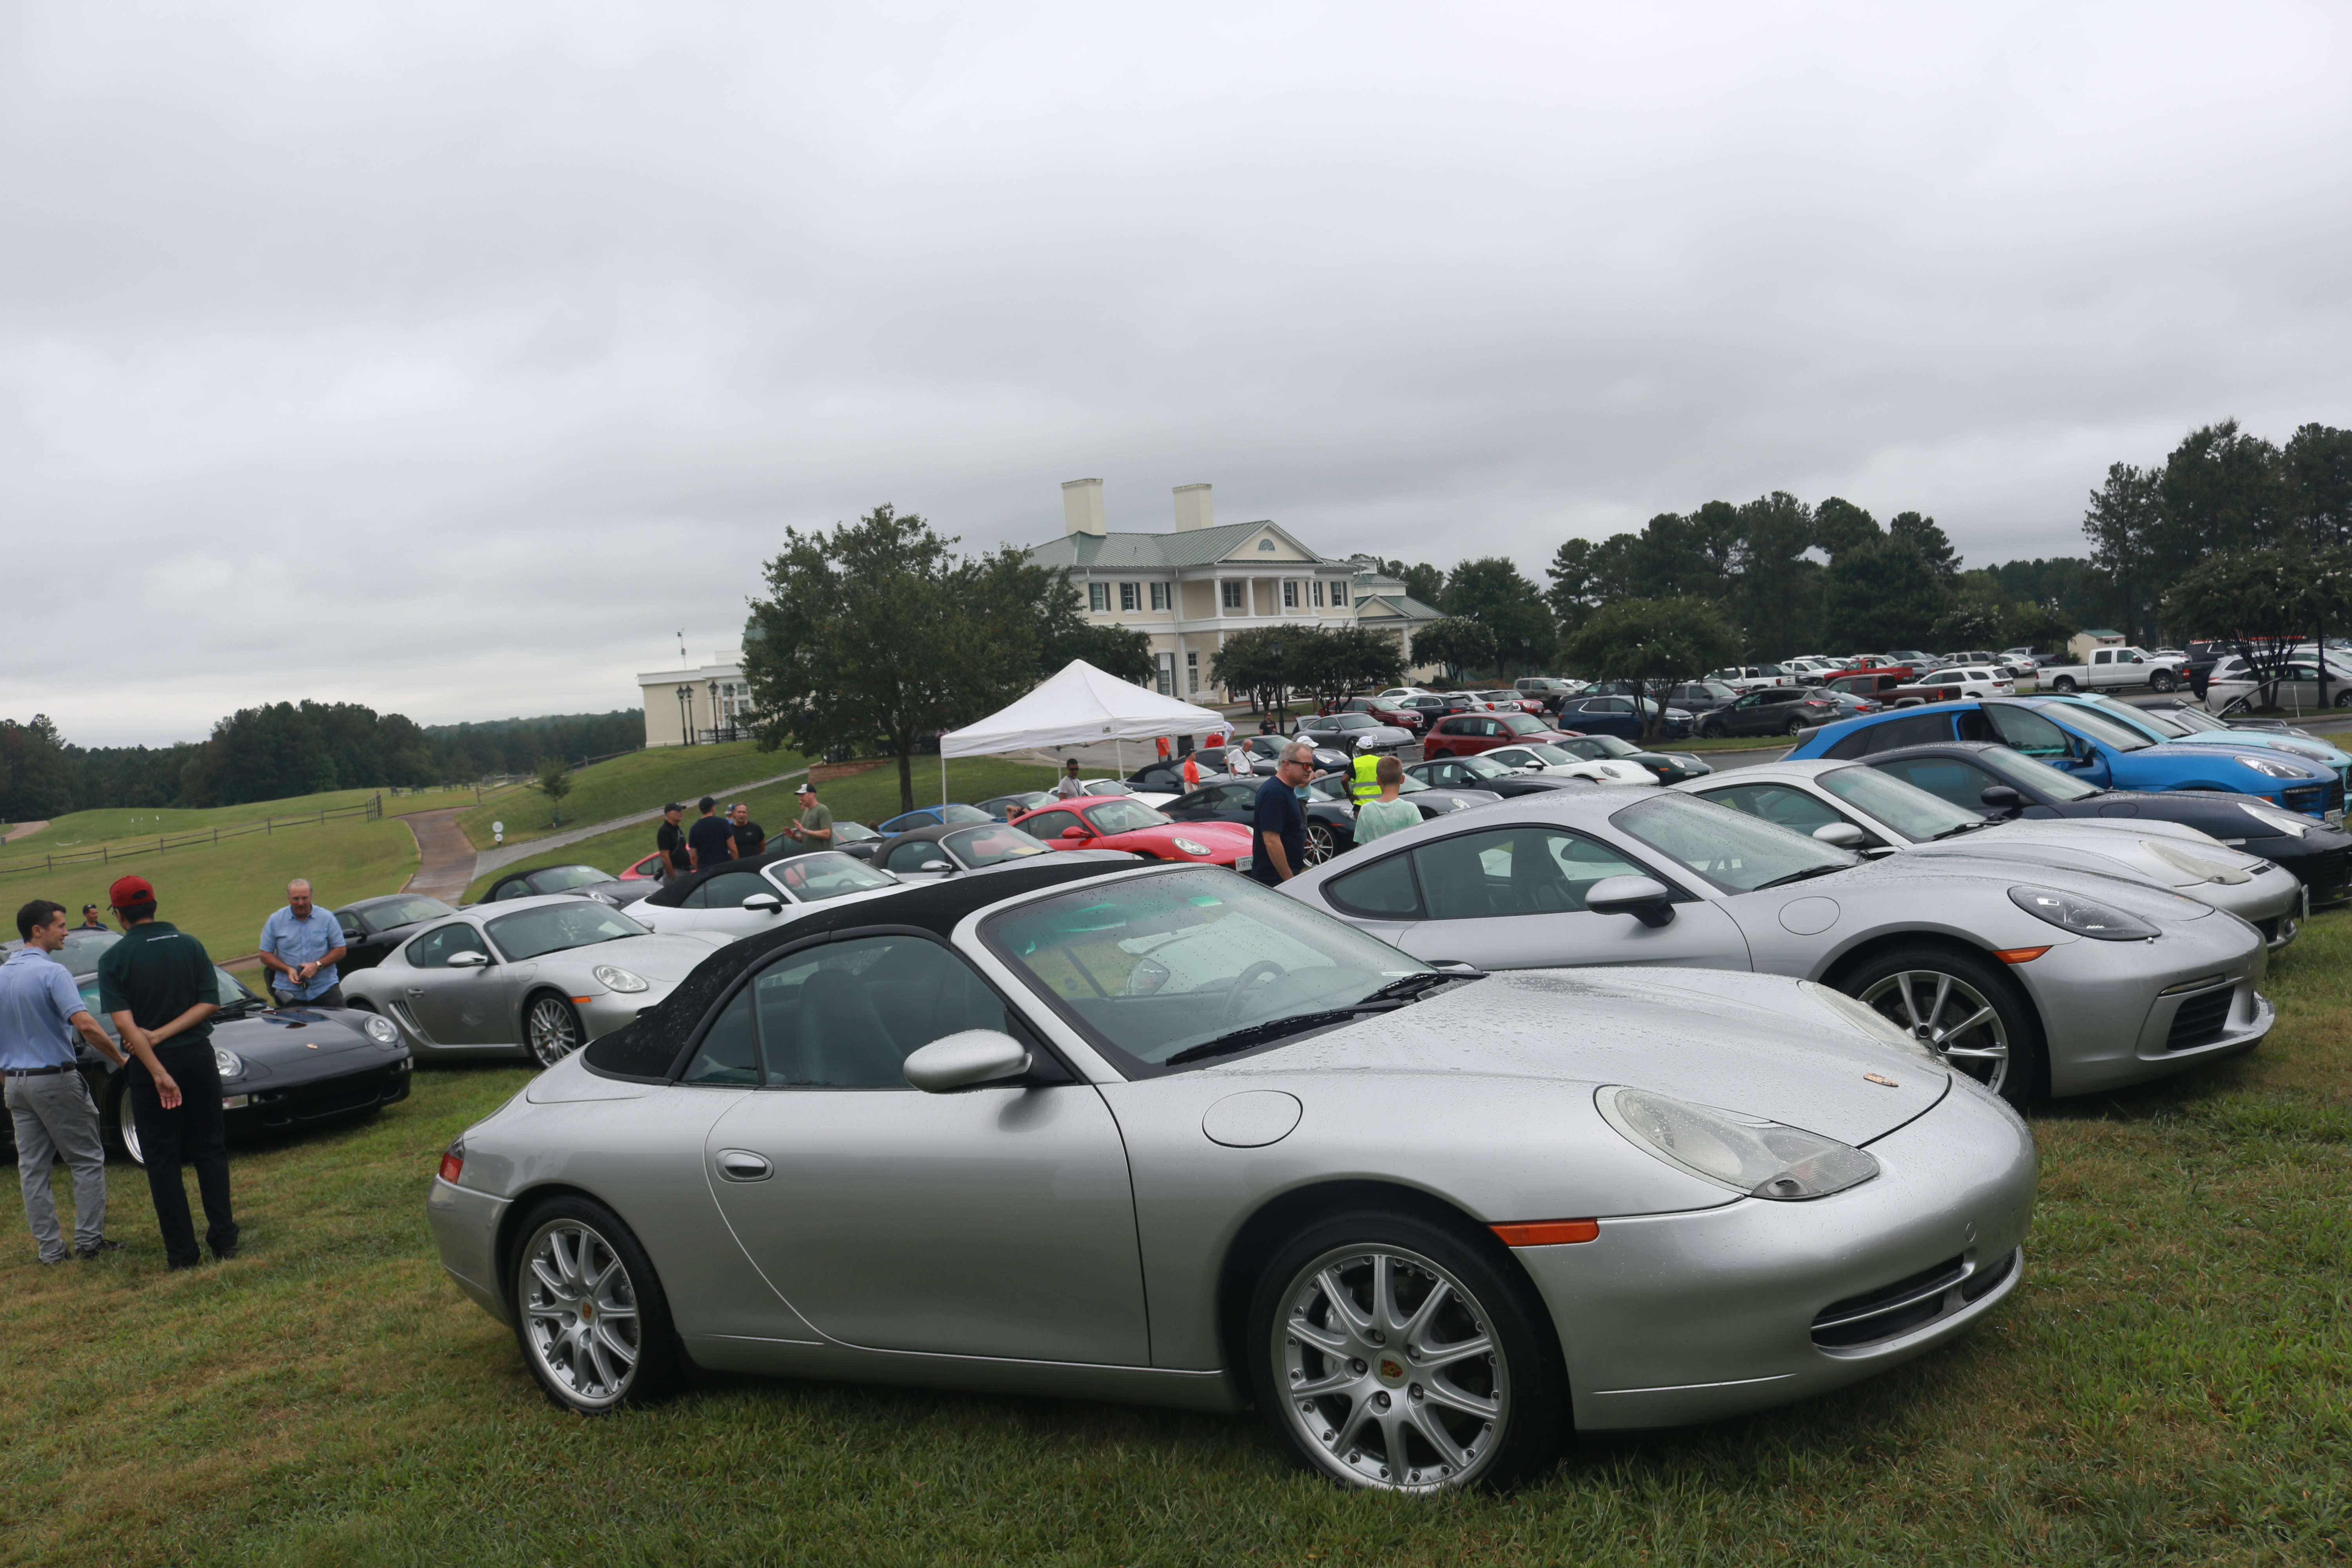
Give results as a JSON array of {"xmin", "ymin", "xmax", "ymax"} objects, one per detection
[{"xmin": 941, "ymin": 659, "xmax": 1228, "ymax": 758}]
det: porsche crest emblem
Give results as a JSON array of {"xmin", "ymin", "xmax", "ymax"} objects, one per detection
[{"xmin": 1863, "ymin": 1072, "xmax": 1897, "ymax": 1087}]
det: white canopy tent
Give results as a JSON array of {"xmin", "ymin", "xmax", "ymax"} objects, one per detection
[{"xmin": 938, "ymin": 659, "xmax": 1229, "ymax": 792}]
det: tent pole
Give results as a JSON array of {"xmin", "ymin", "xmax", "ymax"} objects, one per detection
[{"xmin": 941, "ymin": 748, "xmax": 947, "ymax": 806}]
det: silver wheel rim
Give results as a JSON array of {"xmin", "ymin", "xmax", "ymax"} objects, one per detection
[
  {"xmin": 1303, "ymin": 826, "xmax": 1336, "ymax": 867},
  {"xmin": 121, "ymin": 1103, "xmax": 145, "ymax": 1166},
  {"xmin": 1856, "ymin": 970, "xmax": 2010, "ymax": 1094},
  {"xmin": 527, "ymin": 998, "xmax": 580, "ymax": 1067},
  {"xmin": 520, "ymin": 1219, "xmax": 641, "ymax": 1410},
  {"xmin": 1274, "ymin": 1243, "xmax": 1507, "ymax": 1492}
]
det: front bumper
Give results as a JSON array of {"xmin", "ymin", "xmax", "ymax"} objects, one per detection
[
  {"xmin": 2019, "ymin": 914, "xmax": 2272, "ymax": 1097},
  {"xmin": 224, "ymin": 1055, "xmax": 411, "ymax": 1128},
  {"xmin": 1513, "ymin": 1081, "xmax": 2036, "ymax": 1431}
]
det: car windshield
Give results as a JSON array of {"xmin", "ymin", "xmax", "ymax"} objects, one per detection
[
  {"xmin": 350, "ymin": 895, "xmax": 454, "ymax": 932},
  {"xmin": 943, "ymin": 824, "xmax": 1051, "ymax": 867},
  {"xmin": 1452, "ymin": 755, "xmax": 1513, "ymax": 779},
  {"xmin": 1556, "ymin": 734, "xmax": 1642, "ymax": 760},
  {"xmin": 2082, "ymin": 699, "xmax": 2182, "ymax": 737},
  {"xmin": 2040, "ymin": 704, "xmax": 2153, "ymax": 752},
  {"xmin": 985, "ymin": 867, "xmax": 1431, "ymax": 1072},
  {"xmin": 831, "ymin": 820, "xmax": 880, "ymax": 842},
  {"xmin": 1512, "ymin": 744, "xmax": 1579, "ymax": 766},
  {"xmin": 530, "ymin": 865, "xmax": 613, "ymax": 892},
  {"xmin": 1610, "ymin": 791, "xmax": 1855, "ymax": 894},
  {"xmin": 485, "ymin": 902, "xmax": 649, "ymax": 960},
  {"xmin": 1084, "ymin": 799, "xmax": 1171, "ymax": 833},
  {"xmin": 773, "ymin": 852, "xmax": 897, "ymax": 900},
  {"xmin": 1497, "ymin": 714, "xmax": 1551, "ymax": 735},
  {"xmin": 1321, "ymin": 713, "xmax": 1376, "ymax": 729},
  {"xmin": 2160, "ymin": 706, "xmax": 2232, "ymax": 734},
  {"xmin": 1817, "ymin": 765, "xmax": 1983, "ymax": 841},
  {"xmin": 938, "ymin": 804, "xmax": 993, "ymax": 824},
  {"xmin": 1975, "ymin": 746, "xmax": 2103, "ymax": 801}
]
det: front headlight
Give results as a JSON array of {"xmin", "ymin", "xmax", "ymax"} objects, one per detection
[
  {"xmin": 214, "ymin": 1047, "xmax": 247, "ymax": 1080},
  {"xmin": 361, "ymin": 1013, "xmax": 401, "ymax": 1045},
  {"xmin": 1798, "ymin": 980, "xmax": 1945, "ymax": 1067},
  {"xmin": 2240, "ymin": 757, "xmax": 2307, "ymax": 780},
  {"xmin": 2008, "ymin": 885, "xmax": 2159, "ymax": 941},
  {"xmin": 1597, "ymin": 1086, "xmax": 1879, "ymax": 1200},
  {"xmin": 2141, "ymin": 840, "xmax": 2252, "ymax": 885},
  {"xmin": 1171, "ymin": 838, "xmax": 1213, "ymax": 857},
  {"xmin": 592, "ymin": 964, "xmax": 650, "ymax": 993},
  {"xmin": 2238, "ymin": 800, "xmax": 2310, "ymax": 837}
]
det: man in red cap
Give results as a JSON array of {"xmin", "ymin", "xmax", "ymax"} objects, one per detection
[{"xmin": 93, "ymin": 875, "xmax": 239, "ymax": 1268}]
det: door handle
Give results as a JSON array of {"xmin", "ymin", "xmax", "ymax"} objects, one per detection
[
  {"xmin": 405, "ymin": 988, "xmax": 424, "ymax": 998},
  {"xmin": 717, "ymin": 1150, "xmax": 773, "ymax": 1182}
]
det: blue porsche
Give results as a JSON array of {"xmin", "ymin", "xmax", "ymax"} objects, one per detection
[
  {"xmin": 1786, "ymin": 697, "xmax": 2344, "ymax": 820},
  {"xmin": 2040, "ymin": 692, "xmax": 2352, "ymax": 789}
]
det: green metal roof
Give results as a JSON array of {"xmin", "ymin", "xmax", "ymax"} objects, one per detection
[{"xmin": 1024, "ymin": 521, "xmax": 1338, "ymax": 570}]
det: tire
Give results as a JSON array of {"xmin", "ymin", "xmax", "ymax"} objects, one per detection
[
  {"xmin": 1783, "ymin": 716, "xmax": 1805, "ymax": 736},
  {"xmin": 1698, "ymin": 721, "xmax": 1725, "ymax": 740},
  {"xmin": 2149, "ymin": 670, "xmax": 2178, "ymax": 693},
  {"xmin": 2335, "ymin": 690, "xmax": 2352, "ymax": 709},
  {"xmin": 109, "ymin": 1080, "xmax": 145, "ymax": 1167},
  {"xmin": 2051, "ymin": 675, "xmax": 2078, "ymax": 692},
  {"xmin": 510, "ymin": 1195, "xmax": 679, "ymax": 1414},
  {"xmin": 1246, "ymin": 1206, "xmax": 1566, "ymax": 1493},
  {"xmin": 1837, "ymin": 945, "xmax": 2046, "ymax": 1107},
  {"xmin": 524, "ymin": 993, "xmax": 584, "ymax": 1068}
]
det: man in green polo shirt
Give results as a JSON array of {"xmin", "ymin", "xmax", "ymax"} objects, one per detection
[{"xmin": 94, "ymin": 874, "xmax": 239, "ymax": 1269}]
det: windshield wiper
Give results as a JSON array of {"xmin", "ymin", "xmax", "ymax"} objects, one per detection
[
  {"xmin": 1163, "ymin": 972, "xmax": 1471, "ymax": 1066},
  {"xmin": 1930, "ymin": 819, "xmax": 1993, "ymax": 839},
  {"xmin": 1754, "ymin": 862, "xmax": 1849, "ymax": 891}
]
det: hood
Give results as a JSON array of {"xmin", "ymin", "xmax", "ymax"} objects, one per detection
[
  {"xmin": 1842, "ymin": 849, "xmax": 2216, "ymax": 922},
  {"xmin": 1164, "ymin": 820, "xmax": 1253, "ymax": 842},
  {"xmin": 1221, "ymin": 968, "xmax": 1947, "ymax": 1146},
  {"xmin": 583, "ymin": 932, "xmax": 735, "ymax": 985},
  {"xmin": 215, "ymin": 1003, "xmax": 386, "ymax": 1063},
  {"xmin": 2137, "ymin": 741, "xmax": 2331, "ymax": 780}
]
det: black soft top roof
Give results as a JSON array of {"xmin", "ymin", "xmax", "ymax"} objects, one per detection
[
  {"xmin": 584, "ymin": 857, "xmax": 1140, "ymax": 1080},
  {"xmin": 639, "ymin": 844, "xmax": 845, "ymax": 909}
]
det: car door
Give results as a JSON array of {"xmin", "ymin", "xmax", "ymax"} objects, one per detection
[
  {"xmin": 1720, "ymin": 693, "xmax": 1764, "ymax": 735},
  {"xmin": 878, "ymin": 837, "xmax": 955, "ymax": 882},
  {"xmin": 1332, "ymin": 823, "xmax": 1751, "ymax": 970},
  {"xmin": 399, "ymin": 920, "xmax": 513, "ymax": 1045},
  {"xmin": 700, "ymin": 931, "xmax": 1148, "ymax": 1364},
  {"xmin": 1866, "ymin": 754, "xmax": 2015, "ymax": 815},
  {"xmin": 1022, "ymin": 807, "xmax": 1089, "ymax": 849},
  {"xmin": 677, "ymin": 869, "xmax": 792, "ymax": 938}
]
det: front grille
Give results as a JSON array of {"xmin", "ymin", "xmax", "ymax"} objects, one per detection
[
  {"xmin": 2295, "ymin": 846, "xmax": 2352, "ymax": 900},
  {"xmin": 2254, "ymin": 917, "xmax": 2280, "ymax": 944},
  {"xmin": 2166, "ymin": 987, "xmax": 2235, "ymax": 1051},
  {"xmin": 247, "ymin": 1064, "xmax": 407, "ymax": 1127},
  {"xmin": 1812, "ymin": 1256, "xmax": 1967, "ymax": 1348},
  {"xmin": 2282, "ymin": 784, "xmax": 2326, "ymax": 816},
  {"xmin": 1960, "ymin": 1247, "xmax": 2018, "ymax": 1303}
]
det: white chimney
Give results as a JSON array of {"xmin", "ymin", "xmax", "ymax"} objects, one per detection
[
  {"xmin": 1173, "ymin": 482, "xmax": 1213, "ymax": 532},
  {"xmin": 1062, "ymin": 477, "xmax": 1107, "ymax": 536}
]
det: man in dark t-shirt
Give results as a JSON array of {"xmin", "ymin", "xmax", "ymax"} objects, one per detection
[
  {"xmin": 685, "ymin": 796, "xmax": 735, "ymax": 871},
  {"xmin": 654, "ymin": 804, "xmax": 689, "ymax": 879},
  {"xmin": 1248, "ymin": 741, "xmax": 1313, "ymax": 887},
  {"xmin": 729, "ymin": 803, "xmax": 765, "ymax": 860}
]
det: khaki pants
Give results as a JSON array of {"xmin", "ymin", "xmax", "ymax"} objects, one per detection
[{"xmin": 7, "ymin": 1070, "xmax": 108, "ymax": 1263}]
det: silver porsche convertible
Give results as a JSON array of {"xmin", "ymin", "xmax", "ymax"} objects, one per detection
[
  {"xmin": 344, "ymin": 894, "xmax": 732, "ymax": 1065},
  {"xmin": 1281, "ymin": 787, "xmax": 2272, "ymax": 1104},
  {"xmin": 430, "ymin": 859, "xmax": 2035, "ymax": 1492}
]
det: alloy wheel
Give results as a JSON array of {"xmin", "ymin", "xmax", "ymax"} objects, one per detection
[
  {"xmin": 526, "ymin": 997, "xmax": 582, "ymax": 1067},
  {"xmin": 1856, "ymin": 969, "xmax": 2010, "ymax": 1094},
  {"xmin": 118, "ymin": 1093, "xmax": 146, "ymax": 1167},
  {"xmin": 1274, "ymin": 1244, "xmax": 1508, "ymax": 1492},
  {"xmin": 519, "ymin": 1218, "xmax": 641, "ymax": 1410},
  {"xmin": 1303, "ymin": 825, "xmax": 1338, "ymax": 867}
]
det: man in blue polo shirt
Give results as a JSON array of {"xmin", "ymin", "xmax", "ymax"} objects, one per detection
[
  {"xmin": 4, "ymin": 899, "xmax": 128, "ymax": 1264},
  {"xmin": 1248, "ymin": 740, "xmax": 1316, "ymax": 887},
  {"xmin": 258, "ymin": 878, "xmax": 347, "ymax": 1009}
]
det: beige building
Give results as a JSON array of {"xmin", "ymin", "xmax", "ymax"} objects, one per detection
[
  {"xmin": 634, "ymin": 657, "xmax": 754, "ymax": 748},
  {"xmin": 1023, "ymin": 479, "xmax": 1445, "ymax": 699}
]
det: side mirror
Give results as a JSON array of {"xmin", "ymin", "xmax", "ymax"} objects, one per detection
[
  {"xmin": 448, "ymin": 949, "xmax": 491, "ymax": 969},
  {"xmin": 904, "ymin": 1029, "xmax": 1032, "ymax": 1093},
  {"xmin": 1584, "ymin": 875, "xmax": 1676, "ymax": 928},
  {"xmin": 920, "ymin": 860, "xmax": 954, "ymax": 873},
  {"xmin": 1980, "ymin": 786, "xmax": 2023, "ymax": 809},
  {"xmin": 1812, "ymin": 822, "xmax": 1866, "ymax": 848},
  {"xmin": 742, "ymin": 893, "xmax": 783, "ymax": 913},
  {"xmin": 1061, "ymin": 826, "xmax": 1089, "ymax": 840}
]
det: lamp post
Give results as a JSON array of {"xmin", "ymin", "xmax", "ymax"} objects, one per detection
[
  {"xmin": 675, "ymin": 684, "xmax": 693, "ymax": 747},
  {"xmin": 709, "ymin": 680, "xmax": 720, "ymax": 744},
  {"xmin": 1269, "ymin": 639, "xmax": 1286, "ymax": 728}
]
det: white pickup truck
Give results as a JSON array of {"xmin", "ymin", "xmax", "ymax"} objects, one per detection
[{"xmin": 2040, "ymin": 645, "xmax": 2187, "ymax": 694}]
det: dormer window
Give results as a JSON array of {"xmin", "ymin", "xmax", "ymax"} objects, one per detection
[{"xmin": 1257, "ymin": 539, "xmax": 1276, "ymax": 552}]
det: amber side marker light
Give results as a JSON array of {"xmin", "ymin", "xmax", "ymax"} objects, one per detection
[
  {"xmin": 438, "ymin": 1147, "xmax": 464, "ymax": 1185},
  {"xmin": 1993, "ymin": 946, "xmax": 2051, "ymax": 964},
  {"xmin": 1492, "ymin": 1219, "xmax": 1600, "ymax": 1247}
]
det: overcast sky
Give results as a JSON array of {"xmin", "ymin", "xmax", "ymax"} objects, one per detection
[{"xmin": 5, "ymin": 2, "xmax": 2348, "ymax": 744}]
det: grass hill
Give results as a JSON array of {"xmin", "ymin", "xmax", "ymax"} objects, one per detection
[{"xmin": 444, "ymin": 740, "xmax": 809, "ymax": 853}]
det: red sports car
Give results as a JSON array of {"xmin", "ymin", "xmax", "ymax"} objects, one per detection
[
  {"xmin": 1318, "ymin": 695, "xmax": 1426, "ymax": 731},
  {"xmin": 1420, "ymin": 710, "xmax": 1576, "ymax": 759},
  {"xmin": 1009, "ymin": 795, "xmax": 1255, "ymax": 866}
]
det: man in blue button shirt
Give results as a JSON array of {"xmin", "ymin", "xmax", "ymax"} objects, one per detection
[
  {"xmin": 1248, "ymin": 740, "xmax": 1316, "ymax": 887},
  {"xmin": 258, "ymin": 878, "xmax": 348, "ymax": 1009},
  {"xmin": 4, "ymin": 900, "xmax": 128, "ymax": 1264}
]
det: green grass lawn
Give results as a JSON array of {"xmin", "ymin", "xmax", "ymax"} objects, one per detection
[
  {"xmin": 5, "ymin": 911, "xmax": 2350, "ymax": 1563},
  {"xmin": 4, "ymin": 789, "xmax": 390, "ymax": 851},
  {"xmin": 443, "ymin": 741, "xmax": 809, "ymax": 853},
  {"xmin": 459, "ymin": 756, "xmax": 1073, "ymax": 900}
]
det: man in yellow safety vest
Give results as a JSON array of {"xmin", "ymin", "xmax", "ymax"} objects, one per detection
[{"xmin": 1350, "ymin": 743, "xmax": 1383, "ymax": 803}]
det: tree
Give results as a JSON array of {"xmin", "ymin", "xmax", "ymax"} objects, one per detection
[
  {"xmin": 0, "ymin": 715, "xmax": 77, "ymax": 822},
  {"xmin": 1409, "ymin": 617, "xmax": 1496, "ymax": 684},
  {"xmin": 1443, "ymin": 557, "xmax": 1555, "ymax": 677},
  {"xmin": 1811, "ymin": 496, "xmax": 1880, "ymax": 559},
  {"xmin": 2083, "ymin": 462, "xmax": 2161, "ymax": 642},
  {"xmin": 1560, "ymin": 598, "xmax": 1742, "ymax": 742},
  {"xmin": 1544, "ymin": 538, "xmax": 1606, "ymax": 636},
  {"xmin": 2284, "ymin": 423, "xmax": 2352, "ymax": 547},
  {"xmin": 1822, "ymin": 534, "xmax": 1956, "ymax": 653},
  {"xmin": 743, "ymin": 504, "xmax": 1042, "ymax": 813},
  {"xmin": 1289, "ymin": 626, "xmax": 1405, "ymax": 709},
  {"xmin": 1399, "ymin": 563, "xmax": 1447, "ymax": 608},
  {"xmin": 2002, "ymin": 601, "xmax": 2077, "ymax": 655},
  {"xmin": 531, "ymin": 756, "xmax": 575, "ymax": 826},
  {"xmin": 2162, "ymin": 542, "xmax": 2352, "ymax": 707},
  {"xmin": 1024, "ymin": 570, "xmax": 1154, "ymax": 682},
  {"xmin": 1728, "ymin": 492, "xmax": 1820, "ymax": 658},
  {"xmin": 1208, "ymin": 626, "xmax": 1296, "ymax": 717}
]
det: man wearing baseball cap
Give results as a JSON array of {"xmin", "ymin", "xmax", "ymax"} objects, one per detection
[
  {"xmin": 783, "ymin": 782, "xmax": 833, "ymax": 849},
  {"xmin": 93, "ymin": 875, "xmax": 240, "ymax": 1269}
]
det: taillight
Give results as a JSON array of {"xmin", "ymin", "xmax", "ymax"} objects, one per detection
[{"xmin": 438, "ymin": 1139, "xmax": 465, "ymax": 1185}]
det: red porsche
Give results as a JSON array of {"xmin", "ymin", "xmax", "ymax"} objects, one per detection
[{"xmin": 1009, "ymin": 795, "xmax": 1254, "ymax": 866}]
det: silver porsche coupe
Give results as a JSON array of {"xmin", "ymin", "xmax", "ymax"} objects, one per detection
[
  {"xmin": 1281, "ymin": 787, "xmax": 2273, "ymax": 1104},
  {"xmin": 430, "ymin": 858, "xmax": 2035, "ymax": 1492}
]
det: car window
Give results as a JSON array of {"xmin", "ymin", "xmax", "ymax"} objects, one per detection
[
  {"xmin": 1820, "ymin": 711, "xmax": 1960, "ymax": 759},
  {"xmin": 1410, "ymin": 826, "xmax": 1648, "ymax": 920},
  {"xmin": 1323, "ymin": 851, "xmax": 1423, "ymax": 920},
  {"xmin": 1980, "ymin": 704, "xmax": 2074, "ymax": 757},
  {"xmin": 406, "ymin": 921, "xmax": 489, "ymax": 969},
  {"xmin": 1023, "ymin": 809, "xmax": 1083, "ymax": 840},
  {"xmin": 1817, "ymin": 764, "xmax": 1983, "ymax": 839},
  {"xmin": 1215, "ymin": 783, "xmax": 1261, "ymax": 808},
  {"xmin": 1609, "ymin": 792, "xmax": 1852, "ymax": 895},
  {"xmin": 1488, "ymin": 748, "xmax": 1537, "ymax": 769},
  {"xmin": 985, "ymin": 867, "xmax": 1425, "ymax": 1073},
  {"xmin": 1869, "ymin": 756, "xmax": 2011, "ymax": 812},
  {"xmin": 721, "ymin": 934, "xmax": 1020, "ymax": 1090},
  {"xmin": 490, "ymin": 878, "xmax": 534, "ymax": 901},
  {"xmin": 2037, "ymin": 704, "xmax": 2152, "ymax": 752},
  {"xmin": 1693, "ymin": 782, "xmax": 1844, "ymax": 836},
  {"xmin": 485, "ymin": 903, "xmax": 648, "ymax": 960},
  {"xmin": 694, "ymin": 871, "xmax": 772, "ymax": 907},
  {"xmin": 679, "ymin": 986, "xmax": 761, "ymax": 1085},
  {"xmin": 1084, "ymin": 800, "xmax": 1170, "ymax": 833},
  {"xmin": 883, "ymin": 838, "xmax": 950, "ymax": 873},
  {"xmin": 1971, "ymin": 745, "xmax": 2102, "ymax": 800},
  {"xmin": 770, "ymin": 852, "xmax": 896, "ymax": 901},
  {"xmin": 944, "ymin": 824, "xmax": 1050, "ymax": 867}
]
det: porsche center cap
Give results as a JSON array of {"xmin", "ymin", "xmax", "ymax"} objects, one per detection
[{"xmin": 1376, "ymin": 1356, "xmax": 1406, "ymax": 1387}]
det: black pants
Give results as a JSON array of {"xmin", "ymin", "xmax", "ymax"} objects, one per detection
[{"xmin": 129, "ymin": 1040, "xmax": 238, "ymax": 1267}]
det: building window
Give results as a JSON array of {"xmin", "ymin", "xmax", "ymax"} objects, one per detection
[
  {"xmin": 1088, "ymin": 582, "xmax": 1110, "ymax": 613},
  {"xmin": 1283, "ymin": 580, "xmax": 1299, "ymax": 608},
  {"xmin": 1333, "ymin": 581, "xmax": 1348, "ymax": 607},
  {"xmin": 1186, "ymin": 650, "xmax": 1199, "ymax": 693},
  {"xmin": 1222, "ymin": 580, "xmax": 1244, "ymax": 610},
  {"xmin": 1258, "ymin": 539, "xmax": 1276, "ymax": 552},
  {"xmin": 1149, "ymin": 582, "xmax": 1170, "ymax": 611},
  {"xmin": 1120, "ymin": 582, "xmax": 1140, "ymax": 612},
  {"xmin": 1312, "ymin": 580, "xmax": 1325, "ymax": 608},
  {"xmin": 1156, "ymin": 652, "xmax": 1174, "ymax": 696}
]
